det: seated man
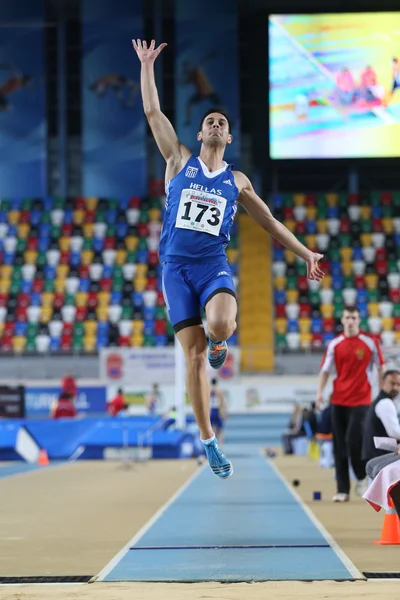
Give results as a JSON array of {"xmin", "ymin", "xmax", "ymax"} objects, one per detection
[
  {"xmin": 364, "ymin": 449, "xmax": 400, "ymax": 518},
  {"xmin": 362, "ymin": 369, "xmax": 400, "ymax": 463},
  {"xmin": 51, "ymin": 393, "xmax": 77, "ymax": 419}
]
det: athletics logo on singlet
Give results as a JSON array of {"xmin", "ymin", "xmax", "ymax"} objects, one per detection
[{"xmin": 185, "ymin": 166, "xmax": 198, "ymax": 178}]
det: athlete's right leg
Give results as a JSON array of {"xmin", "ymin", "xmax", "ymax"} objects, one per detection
[{"xmin": 176, "ymin": 324, "xmax": 213, "ymax": 440}]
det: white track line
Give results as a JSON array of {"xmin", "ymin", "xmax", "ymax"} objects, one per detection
[
  {"xmin": 92, "ymin": 462, "xmax": 207, "ymax": 582},
  {"xmin": 260, "ymin": 450, "xmax": 365, "ymax": 581}
]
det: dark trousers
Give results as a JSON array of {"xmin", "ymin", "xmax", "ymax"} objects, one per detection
[{"xmin": 331, "ymin": 404, "xmax": 369, "ymax": 494}]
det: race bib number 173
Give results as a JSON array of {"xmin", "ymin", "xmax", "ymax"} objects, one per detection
[{"xmin": 175, "ymin": 189, "xmax": 226, "ymax": 237}]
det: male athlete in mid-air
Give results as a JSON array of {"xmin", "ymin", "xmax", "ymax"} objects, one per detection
[{"xmin": 132, "ymin": 39, "xmax": 324, "ymax": 479}]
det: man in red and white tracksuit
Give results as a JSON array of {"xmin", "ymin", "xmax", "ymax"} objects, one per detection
[{"xmin": 316, "ymin": 306, "xmax": 385, "ymax": 502}]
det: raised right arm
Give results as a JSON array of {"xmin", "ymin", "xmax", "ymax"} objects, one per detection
[{"xmin": 133, "ymin": 39, "xmax": 190, "ymax": 168}]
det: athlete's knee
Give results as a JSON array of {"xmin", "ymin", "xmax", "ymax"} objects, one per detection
[{"xmin": 208, "ymin": 316, "xmax": 236, "ymax": 341}]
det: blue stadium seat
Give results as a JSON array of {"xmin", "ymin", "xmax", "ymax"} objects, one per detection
[
  {"xmin": 137, "ymin": 249, "xmax": 148, "ymax": 264},
  {"xmin": 30, "ymin": 293, "xmax": 42, "ymax": 306},
  {"xmin": 323, "ymin": 332, "xmax": 335, "ymax": 346},
  {"xmin": 327, "ymin": 207, "xmax": 339, "ymax": 219},
  {"xmin": 273, "ymin": 248, "xmax": 284, "ymax": 262},
  {"xmin": 0, "ymin": 211, "xmax": 7, "ymax": 223},
  {"xmin": 275, "ymin": 290, "xmax": 286, "ymax": 305},
  {"xmin": 39, "ymin": 224, "xmax": 51, "ymax": 237},
  {"xmin": 272, "ymin": 194, "xmax": 284, "ymax": 209},
  {"xmin": 97, "ymin": 322, "xmax": 109, "ymax": 336},
  {"xmin": 352, "ymin": 247, "xmax": 364, "ymax": 261},
  {"xmin": 50, "ymin": 337, "xmax": 61, "ymax": 351},
  {"xmin": 144, "ymin": 306, "xmax": 156, "ymax": 320},
  {"xmin": 306, "ymin": 220, "xmax": 317, "ymax": 234},
  {"xmin": 119, "ymin": 198, "xmax": 129, "ymax": 211},
  {"xmin": 132, "ymin": 291, "xmax": 144, "ymax": 308},
  {"xmin": 7, "ymin": 225, "xmax": 17, "ymax": 237},
  {"xmin": 45, "ymin": 265, "xmax": 56, "ymax": 280},
  {"xmin": 106, "ymin": 209, "xmax": 117, "ymax": 223},
  {"xmin": 110, "ymin": 291, "xmax": 122, "ymax": 305},
  {"xmin": 15, "ymin": 322, "xmax": 27, "ymax": 336},
  {"xmin": 93, "ymin": 238, "xmax": 104, "ymax": 253},
  {"xmin": 38, "ymin": 238, "xmax": 50, "ymax": 252},
  {"xmin": 311, "ymin": 318, "xmax": 323, "ymax": 334},
  {"xmin": 30, "ymin": 210, "xmax": 42, "ymax": 226},
  {"xmin": 63, "ymin": 209, "xmax": 73, "ymax": 224},
  {"xmin": 371, "ymin": 206, "xmax": 382, "ymax": 219},
  {"xmin": 144, "ymin": 319, "xmax": 155, "ymax": 335},
  {"xmin": 332, "ymin": 275, "xmax": 343, "ymax": 291},
  {"xmin": 79, "ymin": 278, "xmax": 90, "ymax": 292},
  {"xmin": 287, "ymin": 318, "xmax": 299, "ymax": 333},
  {"xmin": 116, "ymin": 223, "xmax": 128, "ymax": 239},
  {"xmin": 155, "ymin": 335, "xmax": 168, "ymax": 346},
  {"xmin": 21, "ymin": 280, "xmax": 33, "ymax": 294},
  {"xmin": 356, "ymin": 290, "xmax": 368, "ymax": 303},
  {"xmin": 4, "ymin": 252, "xmax": 15, "ymax": 265},
  {"xmin": 103, "ymin": 265, "xmax": 113, "ymax": 279},
  {"xmin": 11, "ymin": 198, "xmax": 21, "ymax": 210},
  {"xmin": 96, "ymin": 337, "xmax": 108, "ymax": 349},
  {"xmin": 331, "ymin": 261, "xmax": 342, "ymax": 277}
]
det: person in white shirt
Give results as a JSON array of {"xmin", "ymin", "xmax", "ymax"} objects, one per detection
[{"xmin": 362, "ymin": 370, "xmax": 400, "ymax": 472}]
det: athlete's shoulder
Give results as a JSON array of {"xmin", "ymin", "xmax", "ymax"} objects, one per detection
[
  {"xmin": 358, "ymin": 331, "xmax": 381, "ymax": 348},
  {"xmin": 327, "ymin": 334, "xmax": 346, "ymax": 349},
  {"xmin": 231, "ymin": 170, "xmax": 250, "ymax": 192}
]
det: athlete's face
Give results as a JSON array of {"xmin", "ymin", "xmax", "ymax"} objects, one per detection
[
  {"xmin": 383, "ymin": 373, "xmax": 400, "ymax": 399},
  {"xmin": 197, "ymin": 113, "xmax": 232, "ymax": 147},
  {"xmin": 341, "ymin": 310, "xmax": 360, "ymax": 337}
]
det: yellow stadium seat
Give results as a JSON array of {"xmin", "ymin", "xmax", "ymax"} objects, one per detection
[
  {"xmin": 341, "ymin": 261, "xmax": 353, "ymax": 277},
  {"xmin": 299, "ymin": 318, "xmax": 311, "ymax": 334},
  {"xmin": 18, "ymin": 223, "xmax": 30, "ymax": 239},
  {"xmin": 273, "ymin": 276, "xmax": 286, "ymax": 291},
  {"xmin": 368, "ymin": 303, "xmax": 380, "ymax": 317},
  {"xmin": 0, "ymin": 280, "xmax": 10, "ymax": 294},
  {"xmin": 226, "ymin": 249, "xmax": 239, "ymax": 264},
  {"xmin": 85, "ymin": 197, "xmax": 98, "ymax": 211},
  {"xmin": 55, "ymin": 279, "xmax": 66, "ymax": 293},
  {"xmin": 284, "ymin": 250, "xmax": 296, "ymax": 265},
  {"xmin": 73, "ymin": 209, "xmax": 85, "ymax": 225},
  {"xmin": 59, "ymin": 236, "xmax": 71, "ymax": 252},
  {"xmin": 132, "ymin": 320, "xmax": 144, "ymax": 335},
  {"xmin": 134, "ymin": 278, "xmax": 147, "ymax": 292},
  {"xmin": 395, "ymin": 331, "xmax": 400, "ymax": 346},
  {"xmin": 131, "ymin": 334, "xmax": 144, "ymax": 347},
  {"xmin": 321, "ymin": 304, "xmax": 334, "ymax": 319},
  {"xmin": 76, "ymin": 292, "xmax": 88, "ymax": 307},
  {"xmin": 8, "ymin": 210, "xmax": 19, "ymax": 225},
  {"xmin": 293, "ymin": 194, "xmax": 306, "ymax": 206},
  {"xmin": 81, "ymin": 250, "xmax": 93, "ymax": 266},
  {"xmin": 136, "ymin": 264, "xmax": 148, "ymax": 278},
  {"xmin": 41, "ymin": 292, "xmax": 54, "ymax": 308},
  {"xmin": 300, "ymin": 332, "xmax": 312, "ymax": 349},
  {"xmin": 326, "ymin": 193, "xmax": 338, "ymax": 207},
  {"xmin": 83, "ymin": 223, "xmax": 94, "ymax": 239},
  {"xmin": 365, "ymin": 274, "xmax": 378, "ymax": 290},
  {"xmin": 83, "ymin": 336, "xmax": 97, "ymax": 353},
  {"xmin": 316, "ymin": 220, "xmax": 328, "ymax": 234},
  {"xmin": 40, "ymin": 306, "xmax": 53, "ymax": 323},
  {"xmin": 149, "ymin": 208, "xmax": 161, "ymax": 222},
  {"xmin": 361, "ymin": 233, "xmax": 372, "ymax": 247},
  {"xmin": 382, "ymin": 317, "xmax": 394, "ymax": 332},
  {"xmin": 306, "ymin": 207, "xmax": 317, "ymax": 220},
  {"xmin": 97, "ymin": 291, "xmax": 110, "ymax": 307},
  {"xmin": 383, "ymin": 219, "xmax": 394, "ymax": 234},
  {"xmin": 0, "ymin": 323, "xmax": 5, "ymax": 337},
  {"xmin": 360, "ymin": 206, "xmax": 371, "ymax": 220},
  {"xmin": 286, "ymin": 290, "xmax": 299, "ymax": 304},
  {"xmin": 115, "ymin": 249, "xmax": 127, "ymax": 266},
  {"xmin": 57, "ymin": 264, "xmax": 69, "ymax": 279},
  {"xmin": 24, "ymin": 250, "xmax": 37, "ymax": 265},
  {"xmin": 0, "ymin": 265, "xmax": 13, "ymax": 279},
  {"xmin": 125, "ymin": 236, "xmax": 138, "ymax": 251},
  {"xmin": 12, "ymin": 336, "xmax": 26, "ymax": 353},
  {"xmin": 305, "ymin": 235, "xmax": 316, "ymax": 249},
  {"xmin": 283, "ymin": 219, "xmax": 296, "ymax": 233},
  {"xmin": 340, "ymin": 248, "xmax": 353, "ymax": 262},
  {"xmin": 84, "ymin": 321, "xmax": 97, "ymax": 337},
  {"xmin": 275, "ymin": 318, "xmax": 287, "ymax": 335},
  {"xmin": 96, "ymin": 306, "xmax": 109, "ymax": 322}
]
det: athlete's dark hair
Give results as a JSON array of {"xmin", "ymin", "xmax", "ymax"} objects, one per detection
[{"xmin": 199, "ymin": 108, "xmax": 232, "ymax": 134}]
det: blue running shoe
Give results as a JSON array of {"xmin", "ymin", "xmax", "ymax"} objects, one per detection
[
  {"xmin": 208, "ymin": 339, "xmax": 228, "ymax": 370},
  {"xmin": 202, "ymin": 436, "xmax": 233, "ymax": 479}
]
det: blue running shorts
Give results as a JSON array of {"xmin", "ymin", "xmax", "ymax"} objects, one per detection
[{"xmin": 162, "ymin": 258, "xmax": 236, "ymax": 333}]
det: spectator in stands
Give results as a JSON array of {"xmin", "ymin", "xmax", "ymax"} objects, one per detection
[
  {"xmin": 362, "ymin": 370, "xmax": 400, "ymax": 463},
  {"xmin": 316, "ymin": 306, "xmax": 385, "ymax": 502},
  {"xmin": 282, "ymin": 403, "xmax": 306, "ymax": 455},
  {"xmin": 303, "ymin": 402, "xmax": 318, "ymax": 437},
  {"xmin": 51, "ymin": 393, "xmax": 77, "ymax": 419},
  {"xmin": 61, "ymin": 371, "xmax": 77, "ymax": 401},
  {"xmin": 335, "ymin": 67, "xmax": 357, "ymax": 105},
  {"xmin": 146, "ymin": 383, "xmax": 160, "ymax": 415},
  {"xmin": 107, "ymin": 388, "xmax": 127, "ymax": 417}
]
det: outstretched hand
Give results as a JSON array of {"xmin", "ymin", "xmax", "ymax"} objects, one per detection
[
  {"xmin": 305, "ymin": 252, "xmax": 324, "ymax": 281},
  {"xmin": 132, "ymin": 39, "xmax": 167, "ymax": 64}
]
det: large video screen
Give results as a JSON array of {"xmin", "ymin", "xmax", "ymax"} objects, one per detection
[{"xmin": 269, "ymin": 13, "xmax": 400, "ymax": 159}]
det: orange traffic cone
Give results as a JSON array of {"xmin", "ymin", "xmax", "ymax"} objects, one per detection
[
  {"xmin": 37, "ymin": 449, "xmax": 49, "ymax": 467},
  {"xmin": 374, "ymin": 503, "xmax": 400, "ymax": 545}
]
